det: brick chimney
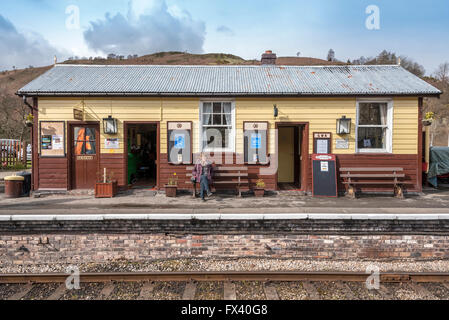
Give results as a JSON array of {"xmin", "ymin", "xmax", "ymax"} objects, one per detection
[{"xmin": 261, "ymin": 50, "xmax": 277, "ymax": 65}]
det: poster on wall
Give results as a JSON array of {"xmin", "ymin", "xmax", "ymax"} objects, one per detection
[
  {"xmin": 104, "ymin": 138, "xmax": 120, "ymax": 149},
  {"xmin": 40, "ymin": 121, "xmax": 66, "ymax": 157}
]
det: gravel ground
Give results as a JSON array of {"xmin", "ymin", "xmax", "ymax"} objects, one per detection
[
  {"xmin": 21, "ymin": 283, "xmax": 60, "ymax": 300},
  {"xmin": 108, "ymin": 282, "xmax": 142, "ymax": 300},
  {"xmin": 314, "ymin": 281, "xmax": 356, "ymax": 300},
  {"xmin": 345, "ymin": 282, "xmax": 385, "ymax": 300},
  {"xmin": 386, "ymin": 283, "xmax": 424, "ymax": 300},
  {"xmin": 421, "ymin": 283, "xmax": 449, "ymax": 299},
  {"xmin": 274, "ymin": 282, "xmax": 308, "ymax": 300},
  {"xmin": 61, "ymin": 283, "xmax": 105, "ymax": 300},
  {"xmin": 0, "ymin": 284, "xmax": 23, "ymax": 300},
  {"xmin": 194, "ymin": 282, "xmax": 223, "ymax": 300},
  {"xmin": 2, "ymin": 258, "xmax": 449, "ymax": 275},
  {"xmin": 150, "ymin": 282, "xmax": 184, "ymax": 300},
  {"xmin": 235, "ymin": 281, "xmax": 265, "ymax": 300}
]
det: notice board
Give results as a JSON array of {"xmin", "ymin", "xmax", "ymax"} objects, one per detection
[
  {"xmin": 244, "ymin": 122, "xmax": 268, "ymax": 164},
  {"xmin": 167, "ymin": 122, "xmax": 192, "ymax": 164},
  {"xmin": 40, "ymin": 121, "xmax": 66, "ymax": 157},
  {"xmin": 312, "ymin": 154, "xmax": 337, "ymax": 197}
]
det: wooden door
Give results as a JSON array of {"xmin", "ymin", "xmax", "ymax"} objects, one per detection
[
  {"xmin": 71, "ymin": 124, "xmax": 99, "ymax": 189},
  {"xmin": 278, "ymin": 127, "xmax": 295, "ymax": 183}
]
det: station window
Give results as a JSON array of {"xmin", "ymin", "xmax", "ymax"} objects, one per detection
[
  {"xmin": 200, "ymin": 101, "xmax": 235, "ymax": 152},
  {"xmin": 356, "ymin": 100, "xmax": 393, "ymax": 153}
]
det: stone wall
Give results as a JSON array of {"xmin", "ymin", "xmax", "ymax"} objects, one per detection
[{"xmin": 0, "ymin": 219, "xmax": 448, "ymax": 265}]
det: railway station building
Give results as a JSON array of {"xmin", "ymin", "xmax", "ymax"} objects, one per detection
[{"xmin": 17, "ymin": 52, "xmax": 441, "ymax": 194}]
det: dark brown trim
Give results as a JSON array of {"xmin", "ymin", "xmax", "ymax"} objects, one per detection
[
  {"xmin": 67, "ymin": 121, "xmax": 100, "ymax": 190},
  {"xmin": 242, "ymin": 121, "xmax": 269, "ymax": 165},
  {"xmin": 166, "ymin": 121, "xmax": 193, "ymax": 165},
  {"xmin": 123, "ymin": 121, "xmax": 161, "ymax": 190},
  {"xmin": 32, "ymin": 98, "xmax": 39, "ymax": 191},
  {"xmin": 417, "ymin": 97, "xmax": 423, "ymax": 192},
  {"xmin": 275, "ymin": 122, "xmax": 310, "ymax": 191}
]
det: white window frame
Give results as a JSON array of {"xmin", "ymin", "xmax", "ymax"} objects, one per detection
[
  {"xmin": 199, "ymin": 99, "xmax": 236, "ymax": 153},
  {"xmin": 355, "ymin": 98, "xmax": 393, "ymax": 153}
]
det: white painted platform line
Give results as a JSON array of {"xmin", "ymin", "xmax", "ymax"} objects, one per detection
[
  {"xmin": 99, "ymin": 283, "xmax": 115, "ymax": 299},
  {"xmin": 302, "ymin": 282, "xmax": 320, "ymax": 300},
  {"xmin": 263, "ymin": 283, "xmax": 279, "ymax": 300},
  {"xmin": 182, "ymin": 282, "xmax": 197, "ymax": 300},
  {"xmin": 224, "ymin": 282, "xmax": 237, "ymax": 300},
  {"xmin": 4, "ymin": 213, "xmax": 449, "ymax": 221},
  {"xmin": 139, "ymin": 282, "xmax": 155, "ymax": 300},
  {"xmin": 7, "ymin": 284, "xmax": 33, "ymax": 300},
  {"xmin": 47, "ymin": 284, "xmax": 67, "ymax": 300}
]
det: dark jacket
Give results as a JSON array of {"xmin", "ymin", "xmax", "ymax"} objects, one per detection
[{"xmin": 192, "ymin": 161, "xmax": 214, "ymax": 183}]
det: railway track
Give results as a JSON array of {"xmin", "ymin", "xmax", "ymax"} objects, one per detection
[{"xmin": 1, "ymin": 272, "xmax": 449, "ymax": 300}]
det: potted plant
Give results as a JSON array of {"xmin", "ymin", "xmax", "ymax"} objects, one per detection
[
  {"xmin": 422, "ymin": 111, "xmax": 434, "ymax": 126},
  {"xmin": 25, "ymin": 113, "xmax": 34, "ymax": 127},
  {"xmin": 254, "ymin": 179, "xmax": 266, "ymax": 197},
  {"xmin": 165, "ymin": 172, "xmax": 178, "ymax": 197},
  {"xmin": 95, "ymin": 168, "xmax": 118, "ymax": 198}
]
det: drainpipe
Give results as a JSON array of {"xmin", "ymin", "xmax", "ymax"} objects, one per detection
[{"xmin": 22, "ymin": 95, "xmax": 37, "ymax": 192}]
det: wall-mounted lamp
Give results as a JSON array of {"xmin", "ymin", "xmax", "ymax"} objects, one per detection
[
  {"xmin": 103, "ymin": 116, "xmax": 118, "ymax": 134},
  {"xmin": 273, "ymin": 104, "xmax": 278, "ymax": 118},
  {"xmin": 336, "ymin": 115, "xmax": 351, "ymax": 134}
]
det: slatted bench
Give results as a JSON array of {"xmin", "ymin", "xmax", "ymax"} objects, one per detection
[
  {"xmin": 339, "ymin": 167, "xmax": 405, "ymax": 199},
  {"xmin": 186, "ymin": 166, "xmax": 248, "ymax": 197}
]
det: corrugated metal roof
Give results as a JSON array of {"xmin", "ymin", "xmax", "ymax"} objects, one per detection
[{"xmin": 17, "ymin": 64, "xmax": 441, "ymax": 96}]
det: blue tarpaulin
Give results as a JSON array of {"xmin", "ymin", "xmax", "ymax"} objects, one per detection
[{"xmin": 427, "ymin": 147, "xmax": 449, "ymax": 187}]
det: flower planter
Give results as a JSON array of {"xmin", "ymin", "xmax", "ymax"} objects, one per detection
[
  {"xmin": 422, "ymin": 119, "xmax": 433, "ymax": 127},
  {"xmin": 254, "ymin": 188, "xmax": 265, "ymax": 197},
  {"xmin": 95, "ymin": 181, "xmax": 118, "ymax": 198},
  {"xmin": 25, "ymin": 121, "xmax": 33, "ymax": 127},
  {"xmin": 165, "ymin": 185, "xmax": 177, "ymax": 197}
]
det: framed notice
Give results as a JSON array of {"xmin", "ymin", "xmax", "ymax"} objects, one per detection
[
  {"xmin": 313, "ymin": 132, "xmax": 332, "ymax": 154},
  {"xmin": 167, "ymin": 122, "xmax": 192, "ymax": 164},
  {"xmin": 39, "ymin": 121, "xmax": 66, "ymax": 157},
  {"xmin": 244, "ymin": 122, "xmax": 268, "ymax": 164}
]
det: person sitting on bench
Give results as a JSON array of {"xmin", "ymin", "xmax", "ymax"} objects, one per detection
[{"xmin": 192, "ymin": 153, "xmax": 214, "ymax": 201}]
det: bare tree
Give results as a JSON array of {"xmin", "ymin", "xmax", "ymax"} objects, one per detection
[
  {"xmin": 327, "ymin": 49, "xmax": 335, "ymax": 62},
  {"xmin": 434, "ymin": 62, "xmax": 449, "ymax": 84}
]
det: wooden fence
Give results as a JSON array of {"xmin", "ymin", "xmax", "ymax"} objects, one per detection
[{"xmin": 0, "ymin": 141, "xmax": 27, "ymax": 168}]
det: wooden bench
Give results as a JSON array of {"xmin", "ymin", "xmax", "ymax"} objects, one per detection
[
  {"xmin": 186, "ymin": 166, "xmax": 248, "ymax": 197},
  {"xmin": 339, "ymin": 167, "xmax": 405, "ymax": 198}
]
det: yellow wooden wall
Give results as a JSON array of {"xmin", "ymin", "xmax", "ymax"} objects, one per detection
[{"xmin": 38, "ymin": 96, "xmax": 418, "ymax": 156}]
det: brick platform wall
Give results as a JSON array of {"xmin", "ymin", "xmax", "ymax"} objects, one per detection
[{"xmin": 1, "ymin": 233, "xmax": 448, "ymax": 266}]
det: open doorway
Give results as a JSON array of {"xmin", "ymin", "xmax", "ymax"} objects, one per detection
[
  {"xmin": 125, "ymin": 122, "xmax": 159, "ymax": 189},
  {"xmin": 276, "ymin": 123, "xmax": 308, "ymax": 191}
]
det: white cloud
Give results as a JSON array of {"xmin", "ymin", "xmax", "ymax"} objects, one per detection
[
  {"xmin": 0, "ymin": 14, "xmax": 66, "ymax": 70},
  {"xmin": 83, "ymin": 0, "xmax": 206, "ymax": 56},
  {"xmin": 216, "ymin": 25, "xmax": 235, "ymax": 36}
]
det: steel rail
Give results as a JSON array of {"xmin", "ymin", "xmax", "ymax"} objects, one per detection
[{"xmin": 1, "ymin": 271, "xmax": 449, "ymax": 284}]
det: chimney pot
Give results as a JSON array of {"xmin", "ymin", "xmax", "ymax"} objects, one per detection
[{"xmin": 261, "ymin": 50, "xmax": 277, "ymax": 65}]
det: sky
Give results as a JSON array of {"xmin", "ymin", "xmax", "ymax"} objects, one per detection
[{"xmin": 0, "ymin": 0, "xmax": 448, "ymax": 74}]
